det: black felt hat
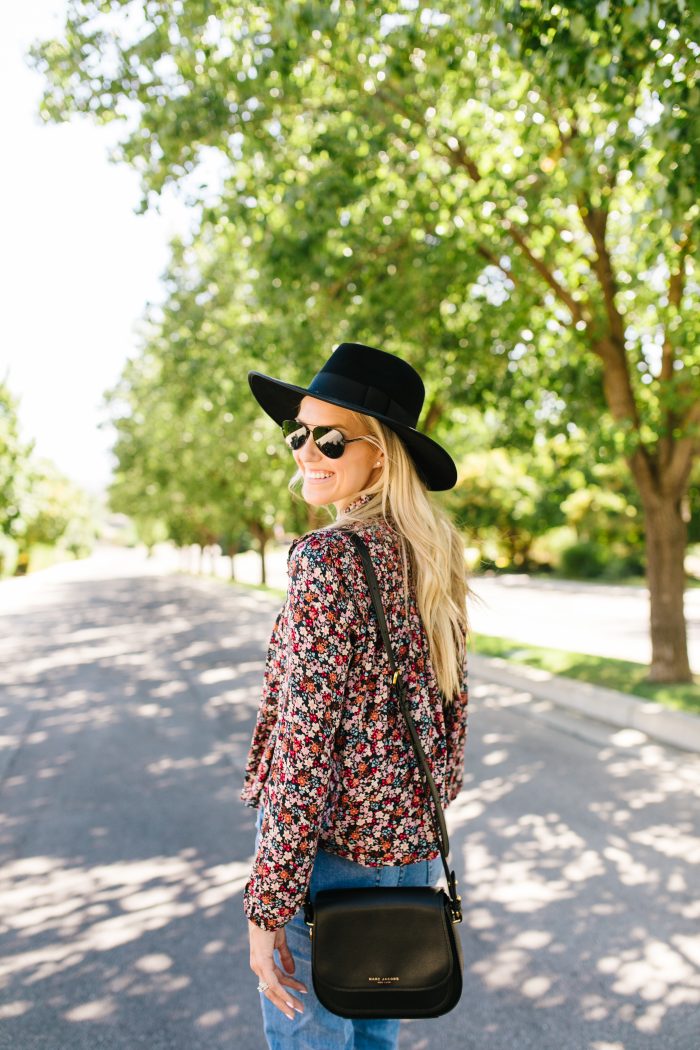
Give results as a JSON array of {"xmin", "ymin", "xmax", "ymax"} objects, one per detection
[{"xmin": 248, "ymin": 342, "xmax": 458, "ymax": 491}]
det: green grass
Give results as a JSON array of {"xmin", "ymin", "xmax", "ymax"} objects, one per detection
[
  {"xmin": 571, "ymin": 573, "xmax": 700, "ymax": 589},
  {"xmin": 478, "ymin": 569, "xmax": 700, "ymax": 589},
  {"xmin": 224, "ymin": 577, "xmax": 288, "ymax": 601},
  {"xmin": 471, "ymin": 633, "xmax": 700, "ymax": 716},
  {"xmin": 6, "ymin": 544, "xmax": 76, "ymax": 577}
]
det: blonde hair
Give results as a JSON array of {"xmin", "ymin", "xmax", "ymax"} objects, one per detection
[{"xmin": 287, "ymin": 408, "xmax": 470, "ymax": 705}]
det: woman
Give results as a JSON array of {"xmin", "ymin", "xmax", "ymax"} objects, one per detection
[{"xmin": 240, "ymin": 341, "xmax": 470, "ymax": 1049}]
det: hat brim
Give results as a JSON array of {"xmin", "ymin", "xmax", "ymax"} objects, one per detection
[{"xmin": 248, "ymin": 371, "xmax": 458, "ymax": 491}]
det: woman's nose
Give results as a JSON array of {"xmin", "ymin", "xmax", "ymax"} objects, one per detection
[{"xmin": 299, "ymin": 435, "xmax": 323, "ymax": 463}]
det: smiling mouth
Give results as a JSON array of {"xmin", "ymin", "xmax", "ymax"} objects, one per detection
[{"xmin": 306, "ymin": 473, "xmax": 334, "ymax": 481}]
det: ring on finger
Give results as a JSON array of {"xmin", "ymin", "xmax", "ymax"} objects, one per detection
[{"xmin": 258, "ymin": 980, "xmax": 270, "ymax": 993}]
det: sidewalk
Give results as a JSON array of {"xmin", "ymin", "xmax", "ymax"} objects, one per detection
[{"xmin": 469, "ymin": 653, "xmax": 700, "ymax": 754}]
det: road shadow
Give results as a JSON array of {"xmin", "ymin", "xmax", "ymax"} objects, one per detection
[{"xmin": 1, "ymin": 564, "xmax": 699, "ymax": 1049}]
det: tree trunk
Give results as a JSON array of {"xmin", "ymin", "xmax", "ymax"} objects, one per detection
[
  {"xmin": 259, "ymin": 536, "xmax": 267, "ymax": 586},
  {"xmin": 640, "ymin": 490, "xmax": 692, "ymax": 682},
  {"xmin": 224, "ymin": 542, "xmax": 240, "ymax": 581},
  {"xmin": 249, "ymin": 522, "xmax": 269, "ymax": 586}
]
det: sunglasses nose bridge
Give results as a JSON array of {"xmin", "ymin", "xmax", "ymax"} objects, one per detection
[{"xmin": 297, "ymin": 425, "xmax": 327, "ymax": 461}]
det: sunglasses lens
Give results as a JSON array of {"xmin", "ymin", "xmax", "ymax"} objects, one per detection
[
  {"xmin": 282, "ymin": 421, "xmax": 309, "ymax": 451},
  {"xmin": 315, "ymin": 428, "xmax": 345, "ymax": 458}
]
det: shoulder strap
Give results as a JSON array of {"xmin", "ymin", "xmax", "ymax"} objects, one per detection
[{"xmin": 346, "ymin": 531, "xmax": 461, "ymax": 920}]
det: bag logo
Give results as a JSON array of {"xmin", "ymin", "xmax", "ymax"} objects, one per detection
[{"xmin": 368, "ymin": 976, "xmax": 400, "ymax": 983}]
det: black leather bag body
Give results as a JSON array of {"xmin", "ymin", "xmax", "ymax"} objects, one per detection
[{"xmin": 302, "ymin": 532, "xmax": 464, "ymax": 1019}]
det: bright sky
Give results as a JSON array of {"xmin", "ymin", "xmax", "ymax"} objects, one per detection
[{"xmin": 1, "ymin": 3, "xmax": 193, "ymax": 495}]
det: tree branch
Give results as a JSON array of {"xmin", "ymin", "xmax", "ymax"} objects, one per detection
[
  {"xmin": 661, "ymin": 223, "xmax": 692, "ymax": 383},
  {"xmin": 503, "ymin": 217, "xmax": 591, "ymax": 323},
  {"xmin": 386, "ymin": 129, "xmax": 519, "ymax": 286},
  {"xmin": 574, "ymin": 192, "xmax": 646, "ymax": 441},
  {"xmin": 589, "ymin": 334, "xmax": 642, "ymax": 429},
  {"xmin": 666, "ymin": 400, "xmax": 700, "ymax": 495},
  {"xmin": 577, "ymin": 195, "xmax": 626, "ymax": 347},
  {"xmin": 422, "ymin": 395, "xmax": 445, "ymax": 434},
  {"xmin": 373, "ymin": 85, "xmax": 483, "ymax": 182},
  {"xmin": 333, "ymin": 69, "xmax": 594, "ymax": 328},
  {"xmin": 434, "ymin": 126, "xmax": 593, "ymax": 326}
]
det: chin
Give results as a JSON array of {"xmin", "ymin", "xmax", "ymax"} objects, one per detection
[{"xmin": 302, "ymin": 486, "xmax": 335, "ymax": 505}]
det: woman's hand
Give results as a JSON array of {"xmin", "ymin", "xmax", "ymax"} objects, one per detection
[{"xmin": 248, "ymin": 919, "xmax": 308, "ymax": 1020}]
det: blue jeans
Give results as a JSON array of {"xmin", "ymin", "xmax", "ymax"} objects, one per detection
[{"xmin": 253, "ymin": 804, "xmax": 443, "ymax": 1050}]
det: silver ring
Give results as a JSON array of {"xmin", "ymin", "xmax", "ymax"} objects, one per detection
[{"xmin": 258, "ymin": 980, "xmax": 270, "ymax": 993}]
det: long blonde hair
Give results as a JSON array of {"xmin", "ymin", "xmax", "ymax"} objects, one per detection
[{"xmin": 288, "ymin": 409, "xmax": 470, "ymax": 705}]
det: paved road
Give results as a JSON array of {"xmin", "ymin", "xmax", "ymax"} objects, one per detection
[
  {"xmin": 1, "ymin": 548, "xmax": 699, "ymax": 1049},
  {"xmin": 202, "ymin": 542, "xmax": 700, "ymax": 673}
]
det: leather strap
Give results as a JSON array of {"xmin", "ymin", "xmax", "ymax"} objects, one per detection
[
  {"xmin": 302, "ymin": 530, "xmax": 462, "ymax": 922},
  {"xmin": 346, "ymin": 533, "xmax": 460, "ymax": 909}
]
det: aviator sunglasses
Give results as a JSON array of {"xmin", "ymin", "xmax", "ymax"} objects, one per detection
[{"xmin": 281, "ymin": 419, "xmax": 375, "ymax": 459}]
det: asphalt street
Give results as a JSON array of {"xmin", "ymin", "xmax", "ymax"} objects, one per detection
[{"xmin": 1, "ymin": 546, "xmax": 699, "ymax": 1049}]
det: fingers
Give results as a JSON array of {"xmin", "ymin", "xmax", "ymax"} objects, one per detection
[
  {"xmin": 276, "ymin": 937, "xmax": 296, "ymax": 974},
  {"xmin": 277, "ymin": 967, "xmax": 308, "ymax": 995},
  {"xmin": 250, "ymin": 926, "xmax": 307, "ymax": 1021},
  {"xmin": 259, "ymin": 968, "xmax": 306, "ymax": 1021}
]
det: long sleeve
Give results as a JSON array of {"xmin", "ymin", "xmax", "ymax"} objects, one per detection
[
  {"xmin": 239, "ymin": 603, "xmax": 287, "ymax": 808},
  {"xmin": 444, "ymin": 656, "xmax": 469, "ymax": 803},
  {"xmin": 243, "ymin": 532, "xmax": 361, "ymax": 931}
]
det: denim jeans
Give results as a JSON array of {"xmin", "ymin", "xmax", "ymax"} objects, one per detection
[{"xmin": 253, "ymin": 804, "xmax": 443, "ymax": 1050}]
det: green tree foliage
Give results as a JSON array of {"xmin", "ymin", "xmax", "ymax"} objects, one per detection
[
  {"xmin": 29, "ymin": 1, "xmax": 699, "ymax": 678},
  {"xmin": 102, "ymin": 249, "xmax": 295, "ymax": 578},
  {"xmin": 450, "ymin": 426, "xmax": 644, "ymax": 571},
  {"xmin": 1, "ymin": 381, "xmax": 101, "ymax": 575},
  {"xmin": 0, "ymin": 379, "xmax": 34, "ymax": 541},
  {"xmin": 15, "ymin": 461, "xmax": 98, "ymax": 568}
]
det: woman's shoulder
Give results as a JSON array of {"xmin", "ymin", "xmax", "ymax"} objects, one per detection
[
  {"xmin": 286, "ymin": 525, "xmax": 345, "ymax": 575},
  {"xmin": 287, "ymin": 518, "xmax": 390, "ymax": 575}
]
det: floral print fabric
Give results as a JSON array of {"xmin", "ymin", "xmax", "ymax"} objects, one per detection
[{"xmin": 240, "ymin": 492, "xmax": 469, "ymax": 931}]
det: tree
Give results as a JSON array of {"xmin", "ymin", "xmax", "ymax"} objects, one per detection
[
  {"xmin": 0, "ymin": 378, "xmax": 35, "ymax": 542},
  {"xmin": 102, "ymin": 250, "xmax": 297, "ymax": 582},
  {"xmin": 29, "ymin": 0, "xmax": 699, "ymax": 679}
]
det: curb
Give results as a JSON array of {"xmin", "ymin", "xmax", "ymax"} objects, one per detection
[{"xmin": 469, "ymin": 653, "xmax": 700, "ymax": 755}]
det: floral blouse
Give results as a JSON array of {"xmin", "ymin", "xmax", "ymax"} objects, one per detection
[{"xmin": 240, "ymin": 492, "xmax": 469, "ymax": 931}]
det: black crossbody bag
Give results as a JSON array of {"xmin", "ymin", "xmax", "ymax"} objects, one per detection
[{"xmin": 302, "ymin": 532, "xmax": 464, "ymax": 1019}]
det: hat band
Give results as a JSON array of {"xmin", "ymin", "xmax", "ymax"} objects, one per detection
[{"xmin": 308, "ymin": 371, "xmax": 417, "ymax": 427}]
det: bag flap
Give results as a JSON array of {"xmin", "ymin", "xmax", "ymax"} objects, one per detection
[{"xmin": 312, "ymin": 887, "xmax": 455, "ymax": 992}]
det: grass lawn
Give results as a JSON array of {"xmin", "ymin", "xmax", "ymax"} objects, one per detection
[
  {"xmin": 471, "ymin": 633, "xmax": 700, "ymax": 716},
  {"xmin": 232, "ymin": 580, "xmax": 287, "ymax": 601},
  {"xmin": 562, "ymin": 573, "xmax": 700, "ymax": 589}
]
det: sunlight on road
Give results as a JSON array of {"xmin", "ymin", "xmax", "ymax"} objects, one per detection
[
  {"xmin": 0, "ymin": 852, "xmax": 251, "ymax": 980},
  {"xmin": 445, "ymin": 682, "xmax": 700, "ymax": 1039}
]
